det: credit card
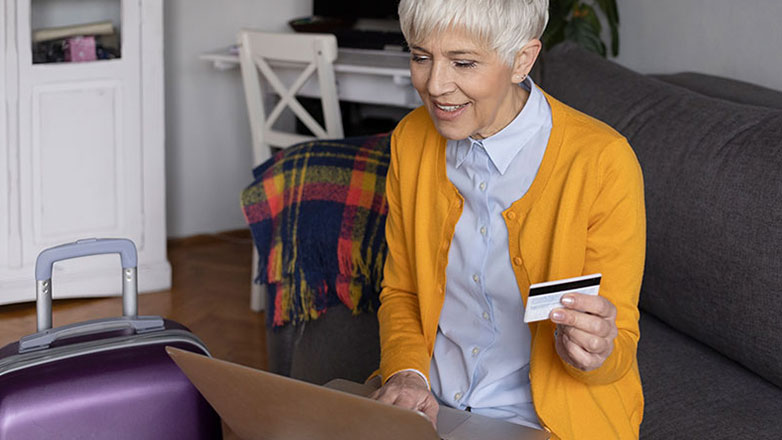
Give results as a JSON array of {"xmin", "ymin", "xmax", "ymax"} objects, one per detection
[{"xmin": 523, "ymin": 273, "xmax": 602, "ymax": 323}]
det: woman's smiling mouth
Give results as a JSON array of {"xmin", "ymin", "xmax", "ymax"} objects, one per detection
[
  {"xmin": 435, "ymin": 102, "xmax": 468, "ymax": 112},
  {"xmin": 432, "ymin": 101, "xmax": 470, "ymax": 122}
]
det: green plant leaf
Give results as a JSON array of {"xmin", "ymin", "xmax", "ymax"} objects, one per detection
[
  {"xmin": 594, "ymin": 0, "xmax": 619, "ymax": 24},
  {"xmin": 543, "ymin": 0, "xmax": 619, "ymax": 56},
  {"xmin": 549, "ymin": 0, "xmax": 578, "ymax": 20},
  {"xmin": 542, "ymin": 0, "xmax": 575, "ymax": 51},
  {"xmin": 542, "ymin": 14, "xmax": 566, "ymax": 50},
  {"xmin": 593, "ymin": 0, "xmax": 620, "ymax": 56},
  {"xmin": 608, "ymin": 21, "xmax": 619, "ymax": 56},
  {"xmin": 564, "ymin": 14, "xmax": 606, "ymax": 57},
  {"xmin": 576, "ymin": 3, "xmax": 602, "ymax": 34}
]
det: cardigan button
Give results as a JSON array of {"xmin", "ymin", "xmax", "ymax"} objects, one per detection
[
  {"xmin": 513, "ymin": 256, "xmax": 522, "ymax": 266},
  {"xmin": 506, "ymin": 211, "xmax": 517, "ymax": 220}
]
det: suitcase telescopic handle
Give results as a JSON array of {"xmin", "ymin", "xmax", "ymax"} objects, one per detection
[{"xmin": 34, "ymin": 238, "xmax": 139, "ymax": 332}]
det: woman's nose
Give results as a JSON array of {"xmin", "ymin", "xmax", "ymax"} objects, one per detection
[{"xmin": 426, "ymin": 62, "xmax": 454, "ymax": 97}]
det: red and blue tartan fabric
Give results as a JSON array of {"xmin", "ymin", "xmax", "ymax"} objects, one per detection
[{"xmin": 241, "ymin": 134, "xmax": 391, "ymax": 327}]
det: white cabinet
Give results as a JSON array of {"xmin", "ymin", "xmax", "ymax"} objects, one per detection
[{"xmin": 0, "ymin": 0, "xmax": 170, "ymax": 305}]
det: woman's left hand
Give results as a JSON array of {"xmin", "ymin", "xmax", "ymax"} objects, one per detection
[{"xmin": 550, "ymin": 293, "xmax": 618, "ymax": 372}]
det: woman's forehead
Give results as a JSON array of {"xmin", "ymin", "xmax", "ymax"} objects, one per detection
[{"xmin": 412, "ymin": 26, "xmax": 494, "ymax": 55}]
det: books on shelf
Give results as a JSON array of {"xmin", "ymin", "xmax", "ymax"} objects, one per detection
[
  {"xmin": 32, "ymin": 20, "xmax": 115, "ymax": 43},
  {"xmin": 32, "ymin": 20, "xmax": 121, "ymax": 64}
]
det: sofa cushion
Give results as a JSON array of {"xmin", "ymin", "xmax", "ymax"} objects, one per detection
[
  {"xmin": 540, "ymin": 42, "xmax": 782, "ymax": 388},
  {"xmin": 639, "ymin": 313, "xmax": 782, "ymax": 439},
  {"xmin": 652, "ymin": 72, "xmax": 782, "ymax": 110}
]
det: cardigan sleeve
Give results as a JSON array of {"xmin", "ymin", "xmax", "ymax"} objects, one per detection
[
  {"xmin": 376, "ymin": 125, "xmax": 432, "ymax": 384},
  {"xmin": 561, "ymin": 137, "xmax": 646, "ymax": 385}
]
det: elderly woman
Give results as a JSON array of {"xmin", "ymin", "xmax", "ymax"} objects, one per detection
[{"xmin": 369, "ymin": 0, "xmax": 646, "ymax": 438}]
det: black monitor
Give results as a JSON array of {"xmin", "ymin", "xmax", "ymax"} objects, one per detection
[{"xmin": 313, "ymin": 0, "xmax": 399, "ymax": 20}]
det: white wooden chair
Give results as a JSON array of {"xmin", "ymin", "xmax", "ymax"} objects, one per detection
[{"xmin": 238, "ymin": 30, "xmax": 344, "ymax": 312}]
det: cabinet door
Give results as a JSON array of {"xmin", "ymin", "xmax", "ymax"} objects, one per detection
[
  {"xmin": 15, "ymin": 0, "xmax": 144, "ymax": 298},
  {"xmin": 0, "ymin": 0, "xmax": 7, "ymax": 271},
  {"xmin": 2, "ymin": 0, "xmax": 22, "ymax": 274}
]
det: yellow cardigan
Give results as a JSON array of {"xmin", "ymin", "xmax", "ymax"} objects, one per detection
[{"xmin": 377, "ymin": 93, "xmax": 646, "ymax": 439}]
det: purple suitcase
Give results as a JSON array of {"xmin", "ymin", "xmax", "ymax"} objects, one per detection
[{"xmin": 0, "ymin": 239, "xmax": 222, "ymax": 439}]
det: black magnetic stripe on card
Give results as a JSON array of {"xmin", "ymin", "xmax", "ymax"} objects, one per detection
[{"xmin": 528, "ymin": 276, "xmax": 601, "ymax": 297}]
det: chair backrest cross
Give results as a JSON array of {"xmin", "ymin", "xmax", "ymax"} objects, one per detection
[
  {"xmin": 238, "ymin": 30, "xmax": 344, "ymax": 167},
  {"xmin": 239, "ymin": 30, "xmax": 345, "ymax": 313}
]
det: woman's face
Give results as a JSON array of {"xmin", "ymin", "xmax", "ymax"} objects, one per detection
[{"xmin": 409, "ymin": 27, "xmax": 526, "ymax": 140}]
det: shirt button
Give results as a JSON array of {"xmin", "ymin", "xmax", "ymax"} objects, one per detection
[
  {"xmin": 513, "ymin": 256, "xmax": 523, "ymax": 266},
  {"xmin": 454, "ymin": 392, "xmax": 463, "ymax": 401},
  {"xmin": 479, "ymin": 182, "xmax": 487, "ymax": 191},
  {"xmin": 480, "ymin": 226, "xmax": 487, "ymax": 236},
  {"xmin": 482, "ymin": 311, "xmax": 490, "ymax": 320},
  {"xmin": 506, "ymin": 211, "xmax": 517, "ymax": 220},
  {"xmin": 472, "ymin": 347, "xmax": 480, "ymax": 357},
  {"xmin": 472, "ymin": 274, "xmax": 480, "ymax": 283}
]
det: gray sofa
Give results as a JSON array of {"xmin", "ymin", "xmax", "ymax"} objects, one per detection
[{"xmin": 263, "ymin": 43, "xmax": 782, "ymax": 438}]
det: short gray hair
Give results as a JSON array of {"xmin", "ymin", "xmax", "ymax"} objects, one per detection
[{"xmin": 398, "ymin": 0, "xmax": 550, "ymax": 65}]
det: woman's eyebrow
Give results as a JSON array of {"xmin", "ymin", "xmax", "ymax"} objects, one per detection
[
  {"xmin": 446, "ymin": 50, "xmax": 480, "ymax": 57},
  {"xmin": 409, "ymin": 46, "xmax": 480, "ymax": 57}
]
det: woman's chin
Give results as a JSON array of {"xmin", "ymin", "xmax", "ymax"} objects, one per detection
[
  {"xmin": 433, "ymin": 124, "xmax": 469, "ymax": 140},
  {"xmin": 427, "ymin": 105, "xmax": 473, "ymax": 140},
  {"xmin": 430, "ymin": 117, "xmax": 473, "ymax": 140}
]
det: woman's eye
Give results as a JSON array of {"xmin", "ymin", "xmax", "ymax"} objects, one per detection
[
  {"xmin": 454, "ymin": 61, "xmax": 477, "ymax": 69},
  {"xmin": 411, "ymin": 55, "xmax": 429, "ymax": 63}
]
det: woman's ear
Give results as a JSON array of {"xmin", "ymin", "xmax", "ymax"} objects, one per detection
[{"xmin": 511, "ymin": 39, "xmax": 543, "ymax": 82}]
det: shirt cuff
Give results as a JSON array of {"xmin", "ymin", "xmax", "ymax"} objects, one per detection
[{"xmin": 387, "ymin": 368, "xmax": 431, "ymax": 390}]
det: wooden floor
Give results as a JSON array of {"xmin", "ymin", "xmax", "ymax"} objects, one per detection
[{"xmin": 0, "ymin": 230, "xmax": 265, "ymax": 439}]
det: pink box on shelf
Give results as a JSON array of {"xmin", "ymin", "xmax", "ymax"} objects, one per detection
[{"xmin": 67, "ymin": 36, "xmax": 97, "ymax": 62}]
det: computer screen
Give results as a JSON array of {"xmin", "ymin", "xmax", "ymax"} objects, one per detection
[{"xmin": 313, "ymin": 0, "xmax": 399, "ymax": 20}]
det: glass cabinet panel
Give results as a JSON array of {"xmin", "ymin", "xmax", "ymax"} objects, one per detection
[{"xmin": 31, "ymin": 0, "xmax": 121, "ymax": 64}]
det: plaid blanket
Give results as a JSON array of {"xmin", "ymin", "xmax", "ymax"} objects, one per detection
[{"xmin": 241, "ymin": 134, "xmax": 391, "ymax": 327}]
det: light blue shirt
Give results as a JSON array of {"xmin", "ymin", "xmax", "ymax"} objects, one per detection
[{"xmin": 429, "ymin": 78, "xmax": 552, "ymax": 429}]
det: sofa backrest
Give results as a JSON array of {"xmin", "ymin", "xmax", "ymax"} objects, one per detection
[
  {"xmin": 652, "ymin": 72, "xmax": 782, "ymax": 110},
  {"xmin": 540, "ymin": 42, "xmax": 782, "ymax": 388}
]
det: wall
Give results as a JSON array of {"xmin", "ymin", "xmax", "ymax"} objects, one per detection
[
  {"xmin": 164, "ymin": 0, "xmax": 311, "ymax": 238},
  {"xmin": 614, "ymin": 0, "xmax": 782, "ymax": 92},
  {"xmin": 164, "ymin": 1, "xmax": 782, "ymax": 238}
]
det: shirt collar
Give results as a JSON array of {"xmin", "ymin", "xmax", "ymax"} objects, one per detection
[{"xmin": 453, "ymin": 77, "xmax": 550, "ymax": 175}]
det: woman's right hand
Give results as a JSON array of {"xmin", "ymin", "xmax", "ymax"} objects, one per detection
[{"xmin": 369, "ymin": 371, "xmax": 440, "ymax": 428}]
